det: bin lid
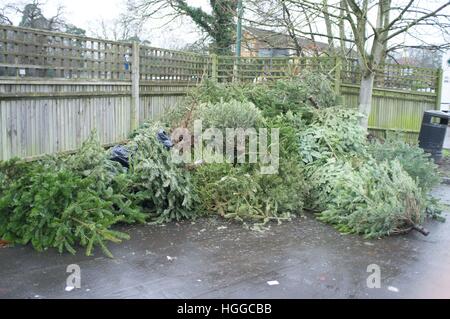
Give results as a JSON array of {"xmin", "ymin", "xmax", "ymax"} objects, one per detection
[{"xmin": 424, "ymin": 110, "xmax": 450, "ymax": 119}]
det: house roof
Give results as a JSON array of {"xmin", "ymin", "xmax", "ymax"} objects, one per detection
[{"xmin": 243, "ymin": 26, "xmax": 329, "ymax": 51}]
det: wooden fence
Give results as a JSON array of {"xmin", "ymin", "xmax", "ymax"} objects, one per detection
[{"xmin": 0, "ymin": 25, "xmax": 443, "ymax": 161}]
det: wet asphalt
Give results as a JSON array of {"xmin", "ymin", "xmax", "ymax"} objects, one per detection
[{"xmin": 1, "ymin": 185, "xmax": 450, "ymax": 299}]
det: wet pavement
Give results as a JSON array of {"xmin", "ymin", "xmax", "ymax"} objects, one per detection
[{"xmin": 1, "ymin": 185, "xmax": 450, "ymax": 299}]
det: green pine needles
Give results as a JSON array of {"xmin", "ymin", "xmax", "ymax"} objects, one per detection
[
  {"xmin": 299, "ymin": 108, "xmax": 442, "ymax": 238},
  {"xmin": 124, "ymin": 123, "xmax": 196, "ymax": 223},
  {"xmin": 0, "ymin": 73, "xmax": 444, "ymax": 257},
  {"xmin": 0, "ymin": 124, "xmax": 196, "ymax": 257}
]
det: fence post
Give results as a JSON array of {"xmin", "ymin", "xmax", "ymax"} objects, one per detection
[
  {"xmin": 233, "ymin": 56, "xmax": 239, "ymax": 83},
  {"xmin": 130, "ymin": 41, "xmax": 140, "ymax": 131},
  {"xmin": 334, "ymin": 56, "xmax": 342, "ymax": 96},
  {"xmin": 334, "ymin": 56, "xmax": 343, "ymax": 104},
  {"xmin": 436, "ymin": 68, "xmax": 443, "ymax": 110},
  {"xmin": 211, "ymin": 53, "xmax": 218, "ymax": 82}
]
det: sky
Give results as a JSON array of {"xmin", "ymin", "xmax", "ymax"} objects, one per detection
[
  {"xmin": 2, "ymin": 0, "xmax": 124, "ymax": 26},
  {"xmin": 0, "ymin": 0, "xmax": 208, "ymax": 47}
]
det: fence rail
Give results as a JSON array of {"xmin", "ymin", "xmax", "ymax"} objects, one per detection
[
  {"xmin": 0, "ymin": 25, "xmax": 133, "ymax": 80},
  {"xmin": 139, "ymin": 46, "xmax": 212, "ymax": 82},
  {"xmin": 1, "ymin": 25, "xmax": 440, "ymax": 91},
  {"xmin": 0, "ymin": 25, "xmax": 443, "ymax": 161},
  {"xmin": 341, "ymin": 58, "xmax": 440, "ymax": 93}
]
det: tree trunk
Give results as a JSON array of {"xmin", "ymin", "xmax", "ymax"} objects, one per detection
[
  {"xmin": 323, "ymin": 0, "xmax": 335, "ymax": 52},
  {"xmin": 357, "ymin": 0, "xmax": 390, "ymax": 131},
  {"xmin": 339, "ymin": 0, "xmax": 347, "ymax": 56},
  {"xmin": 358, "ymin": 71, "xmax": 375, "ymax": 130}
]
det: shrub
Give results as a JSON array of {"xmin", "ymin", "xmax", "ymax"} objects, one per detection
[
  {"xmin": 162, "ymin": 79, "xmax": 249, "ymax": 129},
  {"xmin": 309, "ymin": 158, "xmax": 427, "ymax": 238},
  {"xmin": 266, "ymin": 112, "xmax": 304, "ymax": 160},
  {"xmin": 163, "ymin": 71, "xmax": 337, "ymax": 128},
  {"xmin": 297, "ymin": 71, "xmax": 337, "ymax": 108},
  {"xmin": 297, "ymin": 106, "xmax": 443, "ymax": 237},
  {"xmin": 192, "ymin": 158, "xmax": 306, "ymax": 227},
  {"xmin": 190, "ymin": 99, "xmax": 308, "ymax": 227},
  {"xmin": 245, "ymin": 71, "xmax": 337, "ymax": 118},
  {"xmin": 192, "ymin": 163, "xmax": 263, "ymax": 221},
  {"xmin": 124, "ymin": 122, "xmax": 196, "ymax": 223},
  {"xmin": 298, "ymin": 107, "xmax": 367, "ymax": 164},
  {"xmin": 0, "ymin": 134, "xmax": 146, "ymax": 258},
  {"xmin": 368, "ymin": 137, "xmax": 441, "ymax": 192},
  {"xmin": 258, "ymin": 159, "xmax": 306, "ymax": 216},
  {"xmin": 196, "ymin": 100, "xmax": 264, "ymax": 130},
  {"xmin": 186, "ymin": 90, "xmax": 309, "ymax": 225},
  {"xmin": 0, "ymin": 124, "xmax": 198, "ymax": 257},
  {"xmin": 188, "ymin": 78, "xmax": 249, "ymax": 105}
]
